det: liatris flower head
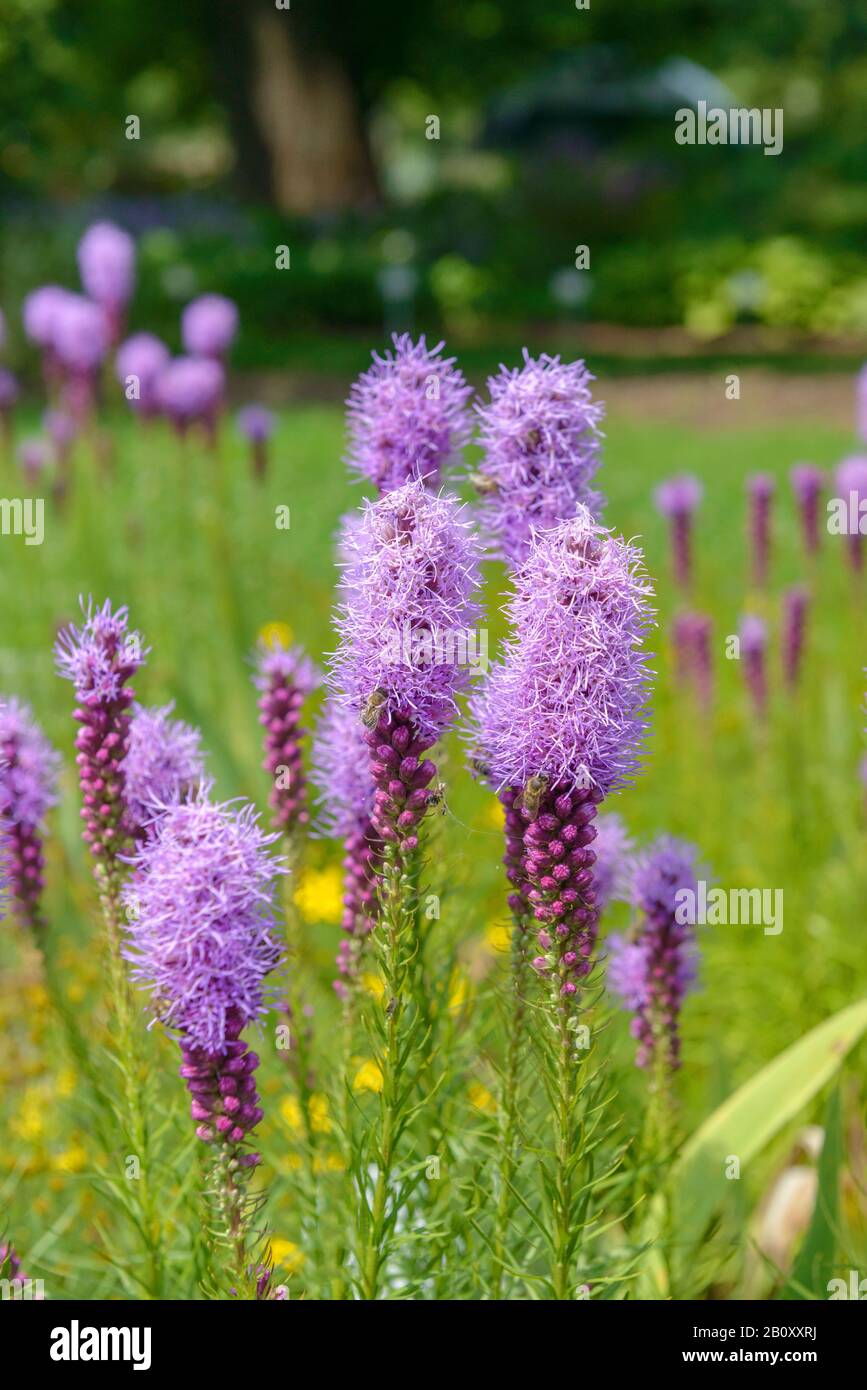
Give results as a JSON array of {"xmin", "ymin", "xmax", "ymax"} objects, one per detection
[
  {"xmin": 346, "ymin": 333, "xmax": 472, "ymax": 493},
  {"xmin": 609, "ymin": 835, "xmax": 702, "ymax": 1070},
  {"xmin": 18, "ymin": 437, "xmax": 50, "ymax": 487},
  {"xmin": 115, "ymin": 332, "xmax": 171, "ymax": 415},
  {"xmin": 181, "ymin": 294, "xmax": 239, "ymax": 359},
  {"xmin": 470, "ymin": 507, "xmax": 654, "ymax": 797},
  {"xmin": 77, "ymin": 221, "xmax": 135, "ymax": 313},
  {"xmin": 311, "ymin": 695, "xmax": 383, "ymax": 994},
  {"xmin": 473, "ymin": 350, "xmax": 604, "ymax": 565},
  {"xmin": 51, "ymin": 294, "xmax": 109, "ymax": 375},
  {"xmin": 0, "ymin": 368, "xmax": 19, "ymax": 413},
  {"xmin": 155, "ymin": 356, "xmax": 225, "ymax": 436},
  {"xmin": 55, "ymin": 598, "xmax": 148, "ymax": 862},
  {"xmin": 0, "ymin": 697, "xmax": 61, "ymax": 929},
  {"xmin": 747, "ymin": 472, "xmax": 775, "ymax": 586},
  {"xmin": 253, "ymin": 636, "xmax": 319, "ymax": 836},
  {"xmin": 654, "ymin": 473, "xmax": 702, "ymax": 589},
  {"xmin": 121, "ymin": 702, "xmax": 206, "ymax": 839},
  {"xmin": 672, "ymin": 610, "xmax": 713, "ymax": 708},
  {"xmin": 22, "ymin": 285, "xmax": 75, "ymax": 349},
  {"xmin": 237, "ymin": 404, "xmax": 276, "ymax": 481},
  {"xmin": 790, "ymin": 463, "xmax": 824, "ymax": 555},
  {"xmin": 835, "ymin": 455, "xmax": 867, "ymax": 572},
  {"xmin": 739, "ymin": 613, "xmax": 768, "ymax": 716},
  {"xmin": 44, "ymin": 408, "xmax": 77, "ymax": 459},
  {"xmin": 592, "ymin": 813, "xmax": 635, "ymax": 911},
  {"xmin": 782, "ymin": 586, "xmax": 809, "ymax": 690},
  {"xmin": 123, "ymin": 792, "xmax": 284, "ymax": 1053},
  {"xmin": 332, "ymin": 479, "xmax": 483, "ymax": 744}
]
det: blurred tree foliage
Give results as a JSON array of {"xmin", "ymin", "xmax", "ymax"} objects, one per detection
[{"xmin": 0, "ymin": 0, "xmax": 864, "ymax": 336}]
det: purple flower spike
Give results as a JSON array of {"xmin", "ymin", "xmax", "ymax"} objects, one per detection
[
  {"xmin": 474, "ymin": 350, "xmax": 604, "ymax": 565},
  {"xmin": 835, "ymin": 456, "xmax": 867, "ymax": 573},
  {"xmin": 790, "ymin": 464, "xmax": 824, "ymax": 556},
  {"xmin": 0, "ymin": 698, "xmax": 61, "ymax": 930},
  {"xmin": 592, "ymin": 813, "xmax": 635, "ymax": 912},
  {"xmin": 253, "ymin": 638, "xmax": 318, "ymax": 837},
  {"xmin": 782, "ymin": 586, "xmax": 810, "ymax": 691},
  {"xmin": 311, "ymin": 696, "xmax": 383, "ymax": 994},
  {"xmin": 116, "ymin": 333, "xmax": 171, "ymax": 416},
  {"xmin": 121, "ymin": 702, "xmax": 206, "ymax": 840},
  {"xmin": 44, "ymin": 409, "xmax": 78, "ymax": 463},
  {"xmin": 155, "ymin": 356, "xmax": 225, "ymax": 438},
  {"xmin": 608, "ymin": 836, "xmax": 701, "ymax": 1070},
  {"xmin": 672, "ymin": 611, "xmax": 713, "ymax": 709},
  {"xmin": 470, "ymin": 508, "xmax": 654, "ymax": 999},
  {"xmin": 654, "ymin": 474, "xmax": 702, "ymax": 590},
  {"xmin": 237, "ymin": 405, "xmax": 276, "ymax": 481},
  {"xmin": 52, "ymin": 295, "xmax": 110, "ymax": 421},
  {"xmin": 747, "ymin": 473, "xmax": 775, "ymax": 586},
  {"xmin": 0, "ymin": 368, "xmax": 20, "ymax": 417},
  {"xmin": 181, "ymin": 294, "xmax": 239, "ymax": 360},
  {"xmin": 77, "ymin": 221, "xmax": 135, "ymax": 341},
  {"xmin": 22, "ymin": 285, "xmax": 74, "ymax": 349},
  {"xmin": 123, "ymin": 794, "xmax": 284, "ymax": 1163},
  {"xmin": 332, "ymin": 480, "xmax": 483, "ymax": 746},
  {"xmin": 55, "ymin": 598, "xmax": 148, "ymax": 866},
  {"xmin": 346, "ymin": 333, "xmax": 472, "ymax": 494},
  {"xmin": 18, "ymin": 438, "xmax": 51, "ymax": 487},
  {"xmin": 740, "ymin": 614, "xmax": 768, "ymax": 716}
]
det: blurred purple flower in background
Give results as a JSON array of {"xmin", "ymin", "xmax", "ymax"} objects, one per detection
[
  {"xmin": 790, "ymin": 463, "xmax": 824, "ymax": 556},
  {"xmin": 740, "ymin": 613, "xmax": 768, "ymax": 716},
  {"xmin": 116, "ymin": 333, "xmax": 171, "ymax": 416},
  {"xmin": 76, "ymin": 221, "xmax": 136, "ymax": 340},
  {"xmin": 747, "ymin": 473, "xmax": 774, "ymax": 586},
  {"xmin": 18, "ymin": 437, "xmax": 50, "ymax": 487},
  {"xmin": 156, "ymin": 356, "xmax": 225, "ymax": 438},
  {"xmin": 0, "ymin": 696, "xmax": 61, "ymax": 930},
  {"xmin": 181, "ymin": 294, "xmax": 239, "ymax": 359},
  {"xmin": 237, "ymin": 404, "xmax": 276, "ymax": 480},
  {"xmin": 835, "ymin": 455, "xmax": 867, "ymax": 573},
  {"xmin": 781, "ymin": 586, "xmax": 810, "ymax": 691},
  {"xmin": 654, "ymin": 474, "xmax": 702, "ymax": 590}
]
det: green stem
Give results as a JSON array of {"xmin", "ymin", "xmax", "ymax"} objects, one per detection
[
  {"xmin": 491, "ymin": 913, "xmax": 529, "ymax": 1299},
  {"xmin": 551, "ymin": 998, "xmax": 576, "ymax": 1301}
]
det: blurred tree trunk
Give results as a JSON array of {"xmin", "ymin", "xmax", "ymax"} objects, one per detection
[{"xmin": 213, "ymin": 1, "xmax": 378, "ymax": 214}]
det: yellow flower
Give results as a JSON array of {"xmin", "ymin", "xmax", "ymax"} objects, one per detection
[
  {"xmin": 25, "ymin": 983, "xmax": 49, "ymax": 1012},
  {"xmin": 309, "ymin": 1092, "xmax": 332, "ymax": 1135},
  {"xmin": 54, "ymin": 1144, "xmax": 88, "ymax": 1173},
  {"xmin": 468, "ymin": 1082, "xmax": 497, "ymax": 1114},
  {"xmin": 67, "ymin": 981, "xmax": 86, "ymax": 1004},
  {"xmin": 270, "ymin": 1238, "xmax": 305, "ymax": 1275},
  {"xmin": 361, "ymin": 971, "xmax": 385, "ymax": 1000},
  {"xmin": 485, "ymin": 797, "xmax": 505, "ymax": 829},
  {"xmin": 259, "ymin": 621, "xmax": 294, "ymax": 650},
  {"xmin": 12, "ymin": 1088, "xmax": 47, "ymax": 1141},
  {"xmin": 294, "ymin": 866, "xmax": 343, "ymax": 925},
  {"xmin": 448, "ymin": 969, "xmax": 471, "ymax": 1015},
  {"xmin": 353, "ymin": 1059, "xmax": 383, "ymax": 1094},
  {"xmin": 313, "ymin": 1152, "xmax": 346, "ymax": 1174},
  {"xmin": 484, "ymin": 922, "xmax": 511, "ymax": 953},
  {"xmin": 57, "ymin": 1067, "xmax": 77, "ymax": 1098},
  {"xmin": 280, "ymin": 1096, "xmax": 303, "ymax": 1134}
]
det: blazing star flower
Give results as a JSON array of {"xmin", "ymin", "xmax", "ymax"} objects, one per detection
[
  {"xmin": 592, "ymin": 813, "xmax": 635, "ymax": 912},
  {"xmin": 790, "ymin": 464, "xmax": 824, "ymax": 556},
  {"xmin": 77, "ymin": 222, "xmax": 135, "ymax": 342},
  {"xmin": 672, "ymin": 611, "xmax": 713, "ymax": 709},
  {"xmin": 51, "ymin": 295, "xmax": 109, "ymax": 375},
  {"xmin": 123, "ymin": 794, "xmax": 284, "ymax": 1163},
  {"xmin": 181, "ymin": 294, "xmax": 239, "ymax": 359},
  {"xmin": 311, "ymin": 695, "xmax": 383, "ymax": 996},
  {"xmin": 22, "ymin": 286, "xmax": 75, "ymax": 349},
  {"xmin": 473, "ymin": 350, "xmax": 604, "ymax": 565},
  {"xmin": 835, "ymin": 455, "xmax": 867, "ymax": 572},
  {"xmin": 253, "ymin": 638, "xmax": 318, "ymax": 838},
  {"xmin": 115, "ymin": 333, "xmax": 171, "ymax": 416},
  {"xmin": 155, "ymin": 356, "xmax": 225, "ymax": 437},
  {"xmin": 55, "ymin": 598, "xmax": 148, "ymax": 866},
  {"xmin": 654, "ymin": 474, "xmax": 702, "ymax": 590},
  {"xmin": 18, "ymin": 438, "xmax": 50, "ymax": 488},
  {"xmin": 781, "ymin": 586, "xmax": 809, "ymax": 690},
  {"xmin": 121, "ymin": 702, "xmax": 206, "ymax": 839},
  {"xmin": 609, "ymin": 836, "xmax": 701, "ymax": 1071},
  {"xmin": 747, "ymin": 473, "xmax": 774, "ymax": 586},
  {"xmin": 469, "ymin": 507, "xmax": 655, "ymax": 999},
  {"xmin": 346, "ymin": 333, "xmax": 472, "ymax": 493},
  {"xmin": 0, "ymin": 698, "xmax": 61, "ymax": 929},
  {"xmin": 331, "ymin": 481, "xmax": 483, "ymax": 855},
  {"xmin": 740, "ymin": 614, "xmax": 768, "ymax": 716},
  {"xmin": 237, "ymin": 405, "xmax": 276, "ymax": 481},
  {"xmin": 0, "ymin": 368, "xmax": 19, "ymax": 416}
]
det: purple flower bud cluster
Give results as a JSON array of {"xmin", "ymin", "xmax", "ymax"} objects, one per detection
[
  {"xmin": 115, "ymin": 333, "xmax": 171, "ymax": 416},
  {"xmin": 181, "ymin": 294, "xmax": 239, "ymax": 360},
  {"xmin": 654, "ymin": 474, "xmax": 702, "ymax": 590},
  {"xmin": 155, "ymin": 356, "xmax": 225, "ymax": 437},
  {"xmin": 120, "ymin": 702, "xmax": 206, "ymax": 839},
  {"xmin": 740, "ymin": 614, "xmax": 768, "ymax": 716},
  {"xmin": 0, "ymin": 698, "xmax": 60, "ymax": 929},
  {"xmin": 77, "ymin": 222, "xmax": 135, "ymax": 315},
  {"xmin": 237, "ymin": 405, "xmax": 276, "ymax": 480},
  {"xmin": 608, "ymin": 837, "xmax": 701, "ymax": 1070},
  {"xmin": 782, "ymin": 586, "xmax": 810, "ymax": 690},
  {"xmin": 345, "ymin": 333, "xmax": 472, "ymax": 493},
  {"xmin": 311, "ymin": 697, "xmax": 382, "ymax": 995},
  {"xmin": 55, "ymin": 599, "xmax": 147, "ymax": 864},
  {"xmin": 790, "ymin": 464, "xmax": 824, "ymax": 556},
  {"xmin": 672, "ymin": 611, "xmax": 713, "ymax": 709},
  {"xmin": 363, "ymin": 706, "xmax": 439, "ymax": 854},
  {"xmin": 179, "ymin": 1005, "xmax": 264, "ymax": 1166},
  {"xmin": 747, "ymin": 474, "xmax": 775, "ymax": 586},
  {"xmin": 331, "ymin": 480, "xmax": 483, "ymax": 744},
  {"xmin": 253, "ymin": 639, "xmax": 318, "ymax": 837},
  {"xmin": 474, "ymin": 350, "xmax": 604, "ymax": 565},
  {"xmin": 835, "ymin": 456, "xmax": 867, "ymax": 573}
]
